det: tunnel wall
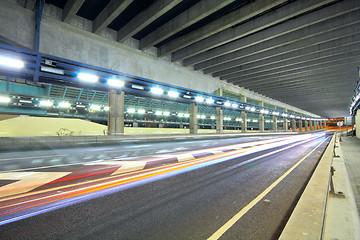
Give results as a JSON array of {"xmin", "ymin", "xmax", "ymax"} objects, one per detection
[{"xmin": 356, "ymin": 110, "xmax": 360, "ymax": 139}]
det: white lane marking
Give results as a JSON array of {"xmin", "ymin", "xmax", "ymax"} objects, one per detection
[
  {"xmin": 0, "ymin": 154, "xmax": 68, "ymax": 162},
  {"xmin": 0, "ymin": 171, "xmax": 71, "ymax": 198},
  {"xmin": 177, "ymin": 154, "xmax": 196, "ymax": 162}
]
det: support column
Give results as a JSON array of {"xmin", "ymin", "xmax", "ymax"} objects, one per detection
[
  {"xmin": 305, "ymin": 121, "xmax": 309, "ymax": 132},
  {"xmin": 291, "ymin": 118, "xmax": 296, "ymax": 132},
  {"xmin": 216, "ymin": 107, "xmax": 223, "ymax": 134},
  {"xmin": 319, "ymin": 121, "xmax": 323, "ymax": 129},
  {"xmin": 323, "ymin": 120, "xmax": 326, "ymax": 129},
  {"xmin": 272, "ymin": 116, "xmax": 277, "ymax": 132},
  {"xmin": 241, "ymin": 111, "xmax": 247, "ymax": 133},
  {"xmin": 283, "ymin": 118, "xmax": 288, "ymax": 132},
  {"xmin": 259, "ymin": 114, "xmax": 264, "ymax": 132},
  {"xmin": 108, "ymin": 89, "xmax": 124, "ymax": 135},
  {"xmin": 310, "ymin": 121, "xmax": 313, "ymax": 131},
  {"xmin": 190, "ymin": 103, "xmax": 198, "ymax": 134},
  {"xmin": 298, "ymin": 120, "xmax": 302, "ymax": 132},
  {"xmin": 314, "ymin": 121, "xmax": 318, "ymax": 130}
]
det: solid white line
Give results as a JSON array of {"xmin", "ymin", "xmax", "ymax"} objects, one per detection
[
  {"xmin": 0, "ymin": 154, "xmax": 68, "ymax": 162},
  {"xmin": 207, "ymin": 136, "xmax": 329, "ymax": 240}
]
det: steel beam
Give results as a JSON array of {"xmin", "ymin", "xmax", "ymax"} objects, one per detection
[
  {"xmin": 62, "ymin": 0, "xmax": 85, "ymax": 23},
  {"xmin": 117, "ymin": 0, "xmax": 181, "ymax": 42},
  {"xmin": 139, "ymin": 0, "xmax": 236, "ymax": 50},
  {"xmin": 93, "ymin": 0, "xmax": 134, "ymax": 34},
  {"xmin": 184, "ymin": 1, "xmax": 360, "ymax": 67},
  {"xmin": 169, "ymin": 0, "xmax": 332, "ymax": 61}
]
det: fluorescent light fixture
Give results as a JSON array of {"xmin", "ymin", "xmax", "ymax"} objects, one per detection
[
  {"xmin": 76, "ymin": 105, "xmax": 86, "ymax": 108},
  {"xmin": 272, "ymin": 112, "xmax": 279, "ymax": 116},
  {"xmin": 201, "ymin": 115, "xmax": 206, "ymax": 119},
  {"xmin": 250, "ymin": 107, "xmax": 256, "ymax": 112},
  {"xmin": 206, "ymin": 98, "xmax": 214, "ymax": 104},
  {"xmin": 90, "ymin": 105, "xmax": 101, "ymax": 111},
  {"xmin": 58, "ymin": 102, "xmax": 71, "ymax": 108},
  {"xmin": 195, "ymin": 96, "xmax": 204, "ymax": 102},
  {"xmin": 197, "ymin": 115, "xmax": 201, "ymax": 119},
  {"xmin": 151, "ymin": 87, "xmax": 163, "ymax": 95},
  {"xmin": 78, "ymin": 73, "xmax": 98, "ymax": 83},
  {"xmin": 40, "ymin": 100, "xmax": 53, "ymax": 107},
  {"xmin": 104, "ymin": 106, "xmax": 110, "ymax": 111},
  {"xmin": 264, "ymin": 110, "xmax": 269, "ymax": 114},
  {"xmin": 0, "ymin": 96, "xmax": 11, "ymax": 103},
  {"xmin": 138, "ymin": 109, "xmax": 145, "ymax": 114},
  {"xmin": 253, "ymin": 119, "xmax": 258, "ymax": 123},
  {"xmin": 168, "ymin": 91, "xmax": 179, "ymax": 98},
  {"xmin": 0, "ymin": 56, "xmax": 24, "ymax": 69},
  {"xmin": 183, "ymin": 95, "xmax": 192, "ymax": 99},
  {"xmin": 246, "ymin": 119, "xmax": 251, "ymax": 122},
  {"xmin": 236, "ymin": 118, "xmax": 241, "ymax": 121},
  {"xmin": 290, "ymin": 115, "xmax": 295, "ymax": 118},
  {"xmin": 127, "ymin": 108, "xmax": 135, "ymax": 113},
  {"xmin": 178, "ymin": 113, "xmax": 184, "ymax": 117},
  {"xmin": 40, "ymin": 66, "xmax": 64, "ymax": 75},
  {"xmin": 224, "ymin": 102, "xmax": 231, "ymax": 107},
  {"xmin": 131, "ymin": 84, "xmax": 145, "ymax": 90},
  {"xmin": 155, "ymin": 111, "xmax": 162, "ymax": 116},
  {"xmin": 108, "ymin": 79, "xmax": 124, "ymax": 88},
  {"xmin": 232, "ymin": 103, "xmax": 238, "ymax": 108},
  {"xmin": 211, "ymin": 116, "xmax": 216, "ymax": 120},
  {"xmin": 163, "ymin": 111, "xmax": 170, "ymax": 116},
  {"xmin": 282, "ymin": 113, "xmax": 288, "ymax": 117},
  {"xmin": 245, "ymin": 106, "xmax": 251, "ymax": 110},
  {"xmin": 184, "ymin": 113, "xmax": 190, "ymax": 118},
  {"xmin": 265, "ymin": 120, "xmax": 271, "ymax": 123},
  {"xmin": 20, "ymin": 99, "xmax": 32, "ymax": 104}
]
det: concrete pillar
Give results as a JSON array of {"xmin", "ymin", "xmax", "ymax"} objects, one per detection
[
  {"xmin": 310, "ymin": 121, "xmax": 313, "ymax": 131},
  {"xmin": 216, "ymin": 106, "xmax": 223, "ymax": 134},
  {"xmin": 190, "ymin": 103, "xmax": 198, "ymax": 134},
  {"xmin": 259, "ymin": 114, "xmax": 264, "ymax": 132},
  {"xmin": 298, "ymin": 120, "xmax": 302, "ymax": 132},
  {"xmin": 241, "ymin": 111, "xmax": 247, "ymax": 133},
  {"xmin": 108, "ymin": 89, "xmax": 124, "ymax": 135},
  {"xmin": 283, "ymin": 118, "xmax": 288, "ymax": 132},
  {"xmin": 291, "ymin": 118, "xmax": 296, "ymax": 132},
  {"xmin": 323, "ymin": 120, "xmax": 326, "ymax": 129},
  {"xmin": 319, "ymin": 121, "xmax": 323, "ymax": 129},
  {"xmin": 272, "ymin": 116, "xmax": 277, "ymax": 132},
  {"xmin": 314, "ymin": 121, "xmax": 318, "ymax": 130},
  {"xmin": 305, "ymin": 121, "xmax": 309, "ymax": 132}
]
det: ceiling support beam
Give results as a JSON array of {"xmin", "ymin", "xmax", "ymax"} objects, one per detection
[
  {"xmin": 184, "ymin": 0, "xmax": 360, "ymax": 67},
  {"xmin": 158, "ymin": 0, "xmax": 288, "ymax": 58},
  {"xmin": 93, "ymin": 0, "xmax": 134, "ymax": 34},
  {"xmin": 117, "ymin": 0, "xmax": 181, "ymax": 43},
  {"xmin": 169, "ymin": 0, "xmax": 332, "ymax": 61},
  {"xmin": 62, "ymin": 0, "xmax": 85, "ymax": 23}
]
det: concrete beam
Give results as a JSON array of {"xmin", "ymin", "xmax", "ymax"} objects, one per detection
[
  {"xmin": 163, "ymin": 0, "xmax": 289, "ymax": 59},
  {"xmin": 184, "ymin": 1, "xmax": 360, "ymax": 67},
  {"xmin": 231, "ymin": 58, "xmax": 360, "ymax": 86},
  {"xmin": 139, "ymin": 0, "xmax": 236, "ymax": 50},
  {"xmin": 220, "ymin": 41, "xmax": 360, "ymax": 81},
  {"xmin": 117, "ymin": 0, "xmax": 181, "ymax": 42},
  {"xmin": 205, "ymin": 24, "xmax": 360, "ymax": 75},
  {"xmin": 226, "ymin": 48, "xmax": 360, "ymax": 83},
  {"xmin": 62, "ymin": 0, "xmax": 85, "ymax": 23},
  {"xmin": 170, "ymin": 0, "xmax": 331, "ymax": 61},
  {"xmin": 93, "ymin": 0, "xmax": 134, "ymax": 34}
]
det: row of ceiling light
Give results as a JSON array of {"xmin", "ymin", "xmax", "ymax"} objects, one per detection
[{"xmin": 0, "ymin": 54, "xmax": 327, "ymax": 121}]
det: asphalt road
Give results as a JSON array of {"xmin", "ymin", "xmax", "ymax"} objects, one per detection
[{"xmin": 0, "ymin": 133, "xmax": 331, "ymax": 239}]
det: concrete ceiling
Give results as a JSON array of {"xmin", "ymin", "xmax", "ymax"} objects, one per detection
[{"xmin": 45, "ymin": 0, "xmax": 360, "ymax": 118}]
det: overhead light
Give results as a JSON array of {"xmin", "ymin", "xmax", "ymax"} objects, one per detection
[
  {"xmin": 104, "ymin": 106, "xmax": 110, "ymax": 111},
  {"xmin": 253, "ymin": 119, "xmax": 258, "ymax": 123},
  {"xmin": 178, "ymin": 113, "xmax": 184, "ymax": 117},
  {"xmin": 272, "ymin": 112, "xmax": 279, "ymax": 116},
  {"xmin": 282, "ymin": 113, "xmax": 288, "ymax": 117},
  {"xmin": 40, "ymin": 100, "xmax": 53, "ymax": 107},
  {"xmin": 250, "ymin": 107, "xmax": 256, "ymax": 112},
  {"xmin": 168, "ymin": 91, "xmax": 179, "ymax": 98},
  {"xmin": 264, "ymin": 110, "xmax": 269, "ymax": 114},
  {"xmin": 245, "ymin": 106, "xmax": 251, "ymax": 110},
  {"xmin": 155, "ymin": 111, "xmax": 162, "ymax": 116},
  {"xmin": 76, "ymin": 104, "xmax": 86, "ymax": 108},
  {"xmin": 20, "ymin": 99, "xmax": 32, "ymax": 104},
  {"xmin": 290, "ymin": 115, "xmax": 295, "ymax": 118},
  {"xmin": 0, "ymin": 96, "xmax": 11, "ymax": 103},
  {"xmin": 206, "ymin": 98, "xmax": 214, "ymax": 104},
  {"xmin": 201, "ymin": 115, "xmax": 206, "ymax": 119},
  {"xmin": 151, "ymin": 87, "xmax": 164, "ymax": 95},
  {"xmin": 163, "ymin": 111, "xmax": 170, "ymax": 116},
  {"xmin": 90, "ymin": 105, "xmax": 101, "ymax": 111},
  {"xmin": 127, "ymin": 108, "xmax": 135, "ymax": 113},
  {"xmin": 232, "ymin": 103, "xmax": 238, "ymax": 108},
  {"xmin": 138, "ymin": 109, "xmax": 145, "ymax": 114},
  {"xmin": 108, "ymin": 79, "xmax": 124, "ymax": 88},
  {"xmin": 58, "ymin": 102, "xmax": 71, "ymax": 108},
  {"xmin": 195, "ymin": 96, "xmax": 204, "ymax": 102},
  {"xmin": 131, "ymin": 84, "xmax": 144, "ymax": 90},
  {"xmin": 183, "ymin": 95, "xmax": 192, "ymax": 99},
  {"xmin": 197, "ymin": 115, "xmax": 201, "ymax": 119},
  {"xmin": 0, "ymin": 56, "xmax": 24, "ymax": 69},
  {"xmin": 224, "ymin": 102, "xmax": 231, "ymax": 107},
  {"xmin": 78, "ymin": 73, "xmax": 98, "ymax": 83},
  {"xmin": 211, "ymin": 116, "xmax": 216, "ymax": 120},
  {"xmin": 236, "ymin": 118, "xmax": 241, "ymax": 121},
  {"xmin": 184, "ymin": 113, "xmax": 190, "ymax": 118}
]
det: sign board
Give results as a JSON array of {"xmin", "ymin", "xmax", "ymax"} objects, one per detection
[
  {"xmin": 344, "ymin": 117, "xmax": 352, "ymax": 126},
  {"xmin": 337, "ymin": 121, "xmax": 343, "ymax": 127}
]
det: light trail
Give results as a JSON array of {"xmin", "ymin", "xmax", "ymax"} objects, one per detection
[{"xmin": 0, "ymin": 133, "xmax": 325, "ymax": 226}]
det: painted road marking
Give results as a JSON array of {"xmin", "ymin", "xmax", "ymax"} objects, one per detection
[
  {"xmin": 0, "ymin": 171, "xmax": 71, "ymax": 198},
  {"xmin": 0, "ymin": 154, "xmax": 68, "ymax": 162},
  {"xmin": 207, "ymin": 137, "xmax": 329, "ymax": 240}
]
